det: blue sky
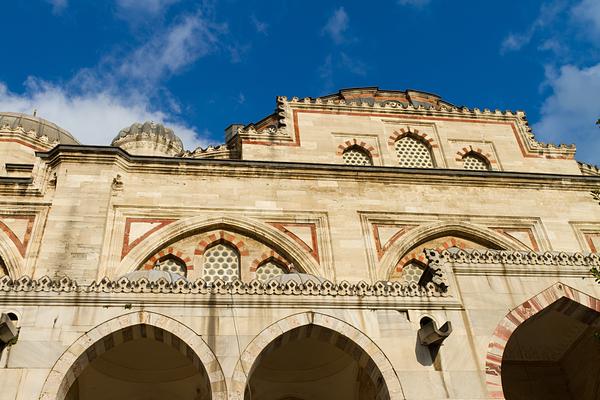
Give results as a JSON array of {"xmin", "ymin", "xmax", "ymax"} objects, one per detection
[{"xmin": 1, "ymin": 0, "xmax": 599, "ymax": 164}]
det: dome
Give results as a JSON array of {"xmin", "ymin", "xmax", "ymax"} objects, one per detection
[
  {"xmin": 120, "ymin": 269, "xmax": 186, "ymax": 283},
  {"xmin": 112, "ymin": 121, "xmax": 184, "ymax": 157},
  {"xmin": 267, "ymin": 272, "xmax": 329, "ymax": 285},
  {"xmin": 0, "ymin": 112, "xmax": 79, "ymax": 145}
]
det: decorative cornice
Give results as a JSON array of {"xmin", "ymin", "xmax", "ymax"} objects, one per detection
[
  {"xmin": 181, "ymin": 144, "xmax": 236, "ymax": 159},
  {"xmin": 34, "ymin": 146, "xmax": 600, "ymax": 191},
  {"xmin": 0, "ymin": 128, "xmax": 58, "ymax": 149},
  {"xmin": 440, "ymin": 248, "xmax": 599, "ymax": 266},
  {"xmin": 579, "ymin": 161, "xmax": 600, "ymax": 176},
  {"xmin": 0, "ymin": 275, "xmax": 447, "ymax": 297}
]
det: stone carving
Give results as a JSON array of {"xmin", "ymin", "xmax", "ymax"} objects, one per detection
[
  {"xmin": 578, "ymin": 161, "xmax": 600, "ymax": 176},
  {"xmin": 181, "ymin": 144, "xmax": 232, "ymax": 159},
  {"xmin": 0, "ymin": 274, "xmax": 447, "ymax": 297},
  {"xmin": 439, "ymin": 248, "xmax": 600, "ymax": 266},
  {"xmin": 423, "ymin": 249, "xmax": 449, "ymax": 290},
  {"xmin": 592, "ymin": 189, "xmax": 600, "ymax": 205},
  {"xmin": 111, "ymin": 174, "xmax": 124, "ymax": 192}
]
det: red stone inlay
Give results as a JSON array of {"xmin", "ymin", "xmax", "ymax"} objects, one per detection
[
  {"xmin": 121, "ymin": 218, "xmax": 176, "ymax": 259},
  {"xmin": 268, "ymin": 222, "xmax": 320, "ymax": 263},
  {"xmin": 0, "ymin": 215, "xmax": 35, "ymax": 257}
]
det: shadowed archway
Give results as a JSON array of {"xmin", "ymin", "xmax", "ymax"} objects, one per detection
[
  {"xmin": 485, "ymin": 283, "xmax": 600, "ymax": 400},
  {"xmin": 231, "ymin": 312, "xmax": 404, "ymax": 400},
  {"xmin": 39, "ymin": 311, "xmax": 226, "ymax": 400}
]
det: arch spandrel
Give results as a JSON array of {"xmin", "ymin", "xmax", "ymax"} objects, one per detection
[
  {"xmin": 485, "ymin": 283, "xmax": 600, "ymax": 400},
  {"xmin": 116, "ymin": 216, "xmax": 326, "ymax": 280},
  {"xmin": 230, "ymin": 311, "xmax": 404, "ymax": 400},
  {"xmin": 378, "ymin": 221, "xmax": 524, "ymax": 281},
  {"xmin": 38, "ymin": 311, "xmax": 227, "ymax": 400}
]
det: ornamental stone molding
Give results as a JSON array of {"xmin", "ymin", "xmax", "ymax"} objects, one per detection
[
  {"xmin": 441, "ymin": 247, "xmax": 600, "ymax": 267},
  {"xmin": 0, "ymin": 274, "xmax": 447, "ymax": 297}
]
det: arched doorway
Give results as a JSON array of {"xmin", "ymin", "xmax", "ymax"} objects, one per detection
[
  {"xmin": 65, "ymin": 324, "xmax": 211, "ymax": 400},
  {"xmin": 40, "ymin": 312, "xmax": 227, "ymax": 400},
  {"xmin": 501, "ymin": 297, "xmax": 600, "ymax": 400},
  {"xmin": 236, "ymin": 313, "xmax": 399, "ymax": 400},
  {"xmin": 485, "ymin": 283, "xmax": 600, "ymax": 400}
]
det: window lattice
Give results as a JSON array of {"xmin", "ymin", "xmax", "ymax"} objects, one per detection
[
  {"xmin": 401, "ymin": 262, "xmax": 424, "ymax": 285},
  {"xmin": 342, "ymin": 147, "xmax": 372, "ymax": 166},
  {"xmin": 202, "ymin": 243, "xmax": 239, "ymax": 283},
  {"xmin": 155, "ymin": 256, "xmax": 187, "ymax": 276},
  {"xmin": 462, "ymin": 154, "xmax": 490, "ymax": 171},
  {"xmin": 256, "ymin": 261, "xmax": 286, "ymax": 282},
  {"xmin": 395, "ymin": 136, "xmax": 433, "ymax": 168}
]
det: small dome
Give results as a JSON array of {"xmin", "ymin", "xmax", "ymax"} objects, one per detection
[
  {"xmin": 0, "ymin": 112, "xmax": 79, "ymax": 145},
  {"xmin": 120, "ymin": 269, "xmax": 186, "ymax": 283},
  {"xmin": 267, "ymin": 272, "xmax": 328, "ymax": 285},
  {"xmin": 112, "ymin": 121, "xmax": 183, "ymax": 156}
]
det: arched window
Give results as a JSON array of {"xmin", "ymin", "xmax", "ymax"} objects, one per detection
[
  {"xmin": 202, "ymin": 242, "xmax": 240, "ymax": 283},
  {"xmin": 394, "ymin": 136, "xmax": 434, "ymax": 168},
  {"xmin": 154, "ymin": 255, "xmax": 187, "ymax": 276},
  {"xmin": 342, "ymin": 146, "xmax": 373, "ymax": 166},
  {"xmin": 462, "ymin": 152, "xmax": 490, "ymax": 171},
  {"xmin": 256, "ymin": 259, "xmax": 287, "ymax": 282}
]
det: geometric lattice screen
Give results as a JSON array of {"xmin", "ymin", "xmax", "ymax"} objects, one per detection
[
  {"xmin": 202, "ymin": 243, "xmax": 240, "ymax": 283},
  {"xmin": 155, "ymin": 256, "xmax": 187, "ymax": 276},
  {"xmin": 394, "ymin": 136, "xmax": 434, "ymax": 168},
  {"xmin": 401, "ymin": 262, "xmax": 425, "ymax": 285},
  {"xmin": 255, "ymin": 260, "xmax": 286, "ymax": 282},
  {"xmin": 462, "ymin": 153, "xmax": 490, "ymax": 171},
  {"xmin": 342, "ymin": 147, "xmax": 373, "ymax": 166}
]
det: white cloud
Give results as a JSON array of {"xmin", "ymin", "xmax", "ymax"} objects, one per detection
[
  {"xmin": 251, "ymin": 15, "xmax": 268, "ymax": 35},
  {"xmin": 115, "ymin": 0, "xmax": 180, "ymax": 17},
  {"xmin": 46, "ymin": 0, "xmax": 68, "ymax": 14},
  {"xmin": 572, "ymin": 0, "xmax": 600, "ymax": 38},
  {"xmin": 500, "ymin": 0, "xmax": 567, "ymax": 54},
  {"xmin": 0, "ymin": 80, "xmax": 207, "ymax": 150},
  {"xmin": 322, "ymin": 7, "xmax": 349, "ymax": 44},
  {"xmin": 0, "ymin": 6, "xmax": 229, "ymax": 151},
  {"xmin": 118, "ymin": 12, "xmax": 223, "ymax": 83},
  {"xmin": 501, "ymin": 32, "xmax": 533, "ymax": 53},
  {"xmin": 533, "ymin": 63, "xmax": 600, "ymax": 164},
  {"xmin": 397, "ymin": 0, "xmax": 431, "ymax": 6},
  {"xmin": 340, "ymin": 52, "xmax": 367, "ymax": 76}
]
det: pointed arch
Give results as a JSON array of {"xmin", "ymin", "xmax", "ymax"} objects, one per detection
[
  {"xmin": 485, "ymin": 283, "xmax": 600, "ymax": 399},
  {"xmin": 230, "ymin": 311, "xmax": 404, "ymax": 399},
  {"xmin": 0, "ymin": 231, "xmax": 24, "ymax": 278},
  {"xmin": 38, "ymin": 311, "xmax": 226, "ymax": 400},
  {"xmin": 116, "ymin": 216, "xmax": 326, "ymax": 280},
  {"xmin": 378, "ymin": 221, "xmax": 523, "ymax": 280}
]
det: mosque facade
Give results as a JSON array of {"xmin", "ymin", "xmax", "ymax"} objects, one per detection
[{"xmin": 0, "ymin": 87, "xmax": 599, "ymax": 399}]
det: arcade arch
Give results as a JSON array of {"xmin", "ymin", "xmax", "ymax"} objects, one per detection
[
  {"xmin": 486, "ymin": 283, "xmax": 600, "ymax": 400},
  {"xmin": 39, "ymin": 312, "xmax": 226, "ymax": 400},
  {"xmin": 231, "ymin": 312, "xmax": 404, "ymax": 400}
]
